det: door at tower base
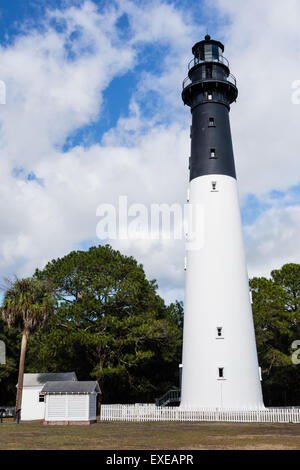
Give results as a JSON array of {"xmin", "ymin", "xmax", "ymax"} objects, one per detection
[{"xmin": 180, "ymin": 175, "xmax": 264, "ymax": 410}]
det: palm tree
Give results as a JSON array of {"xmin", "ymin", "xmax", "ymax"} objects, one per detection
[{"xmin": 1, "ymin": 277, "xmax": 54, "ymax": 422}]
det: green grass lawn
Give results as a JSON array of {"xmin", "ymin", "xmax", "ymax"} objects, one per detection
[{"xmin": 0, "ymin": 421, "xmax": 299, "ymax": 450}]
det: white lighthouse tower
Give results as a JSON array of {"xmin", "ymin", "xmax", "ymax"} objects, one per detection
[{"xmin": 180, "ymin": 36, "xmax": 264, "ymax": 410}]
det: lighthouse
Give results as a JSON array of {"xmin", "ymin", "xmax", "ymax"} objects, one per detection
[{"xmin": 180, "ymin": 36, "xmax": 264, "ymax": 410}]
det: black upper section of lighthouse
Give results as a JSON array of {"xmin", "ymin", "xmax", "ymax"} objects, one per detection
[{"xmin": 182, "ymin": 35, "xmax": 238, "ymax": 181}]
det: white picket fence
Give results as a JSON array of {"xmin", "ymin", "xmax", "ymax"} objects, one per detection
[{"xmin": 101, "ymin": 404, "xmax": 300, "ymax": 423}]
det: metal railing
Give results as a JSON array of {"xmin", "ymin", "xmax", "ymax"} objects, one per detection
[
  {"xmin": 101, "ymin": 404, "xmax": 300, "ymax": 423},
  {"xmin": 188, "ymin": 55, "xmax": 229, "ymax": 70},
  {"xmin": 155, "ymin": 390, "xmax": 181, "ymax": 407},
  {"xmin": 183, "ymin": 73, "xmax": 237, "ymax": 90}
]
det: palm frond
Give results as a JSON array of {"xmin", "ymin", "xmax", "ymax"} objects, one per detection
[{"xmin": 1, "ymin": 277, "xmax": 54, "ymax": 333}]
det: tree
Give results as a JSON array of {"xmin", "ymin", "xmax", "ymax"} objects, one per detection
[
  {"xmin": 271, "ymin": 264, "xmax": 300, "ymax": 333},
  {"xmin": 250, "ymin": 264, "xmax": 300, "ymax": 405},
  {"xmin": 1, "ymin": 278, "xmax": 54, "ymax": 420},
  {"xmin": 250, "ymin": 276, "xmax": 291, "ymax": 372},
  {"xmin": 33, "ymin": 245, "xmax": 182, "ymax": 403},
  {"xmin": 0, "ymin": 317, "xmax": 19, "ymax": 405}
]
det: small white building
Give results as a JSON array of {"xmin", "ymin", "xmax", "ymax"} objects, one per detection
[
  {"xmin": 20, "ymin": 372, "xmax": 77, "ymax": 421},
  {"xmin": 42, "ymin": 381, "xmax": 101, "ymax": 425}
]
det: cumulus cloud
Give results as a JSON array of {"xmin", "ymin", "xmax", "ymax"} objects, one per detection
[
  {"xmin": 0, "ymin": 1, "xmax": 135, "ymax": 166},
  {"xmin": 211, "ymin": 0, "xmax": 300, "ymax": 196},
  {"xmin": 0, "ymin": 0, "xmax": 300, "ymax": 303},
  {"xmin": 245, "ymin": 205, "xmax": 300, "ymax": 278},
  {"xmin": 0, "ymin": 0, "xmax": 193, "ymax": 302},
  {"xmin": 209, "ymin": 0, "xmax": 300, "ymax": 279}
]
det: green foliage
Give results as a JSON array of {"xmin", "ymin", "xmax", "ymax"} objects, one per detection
[
  {"xmin": 31, "ymin": 245, "xmax": 182, "ymax": 403},
  {"xmin": 0, "ymin": 277, "xmax": 55, "ymax": 407},
  {"xmin": 250, "ymin": 277, "xmax": 291, "ymax": 369},
  {"xmin": 0, "ymin": 317, "xmax": 19, "ymax": 405},
  {"xmin": 271, "ymin": 264, "xmax": 300, "ymax": 333},
  {"xmin": 3, "ymin": 245, "xmax": 300, "ymax": 407},
  {"xmin": 251, "ymin": 264, "xmax": 300, "ymax": 404},
  {"xmin": 1, "ymin": 277, "xmax": 55, "ymax": 333}
]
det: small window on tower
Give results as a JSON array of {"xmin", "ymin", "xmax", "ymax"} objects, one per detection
[
  {"xmin": 218, "ymin": 368, "xmax": 224, "ymax": 379},
  {"xmin": 217, "ymin": 327, "xmax": 223, "ymax": 337},
  {"xmin": 210, "ymin": 148, "xmax": 216, "ymax": 159},
  {"xmin": 209, "ymin": 117, "xmax": 215, "ymax": 127},
  {"xmin": 39, "ymin": 393, "xmax": 45, "ymax": 403}
]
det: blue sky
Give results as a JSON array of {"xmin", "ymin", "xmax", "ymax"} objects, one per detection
[
  {"xmin": 0, "ymin": 0, "xmax": 300, "ymax": 303},
  {"xmin": 0, "ymin": 0, "xmax": 226, "ymax": 143}
]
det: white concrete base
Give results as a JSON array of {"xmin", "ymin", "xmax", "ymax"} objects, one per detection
[{"xmin": 181, "ymin": 174, "xmax": 264, "ymax": 410}]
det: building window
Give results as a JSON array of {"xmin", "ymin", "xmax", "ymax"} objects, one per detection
[
  {"xmin": 210, "ymin": 148, "xmax": 216, "ymax": 159},
  {"xmin": 212, "ymin": 44, "xmax": 220, "ymax": 60},
  {"xmin": 204, "ymin": 44, "xmax": 213, "ymax": 61},
  {"xmin": 218, "ymin": 368, "xmax": 224, "ymax": 379},
  {"xmin": 217, "ymin": 327, "xmax": 223, "ymax": 337},
  {"xmin": 206, "ymin": 65, "xmax": 212, "ymax": 79},
  {"xmin": 39, "ymin": 394, "xmax": 45, "ymax": 403},
  {"xmin": 209, "ymin": 117, "xmax": 215, "ymax": 127}
]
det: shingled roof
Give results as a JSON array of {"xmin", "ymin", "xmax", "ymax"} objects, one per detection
[
  {"xmin": 22, "ymin": 372, "xmax": 77, "ymax": 387},
  {"xmin": 41, "ymin": 381, "xmax": 101, "ymax": 394}
]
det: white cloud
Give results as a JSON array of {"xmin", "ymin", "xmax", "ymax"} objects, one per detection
[
  {"xmin": 211, "ymin": 0, "xmax": 300, "ymax": 196},
  {"xmin": 0, "ymin": 0, "xmax": 135, "ymax": 167},
  {"xmin": 1, "ymin": 0, "xmax": 300, "ymax": 303},
  {"xmin": 245, "ymin": 205, "xmax": 300, "ymax": 278},
  {"xmin": 207, "ymin": 0, "xmax": 300, "ymax": 279},
  {"xmin": 0, "ymin": 0, "xmax": 196, "ymax": 302}
]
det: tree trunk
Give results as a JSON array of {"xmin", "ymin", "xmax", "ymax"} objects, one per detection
[{"xmin": 15, "ymin": 328, "xmax": 28, "ymax": 423}]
